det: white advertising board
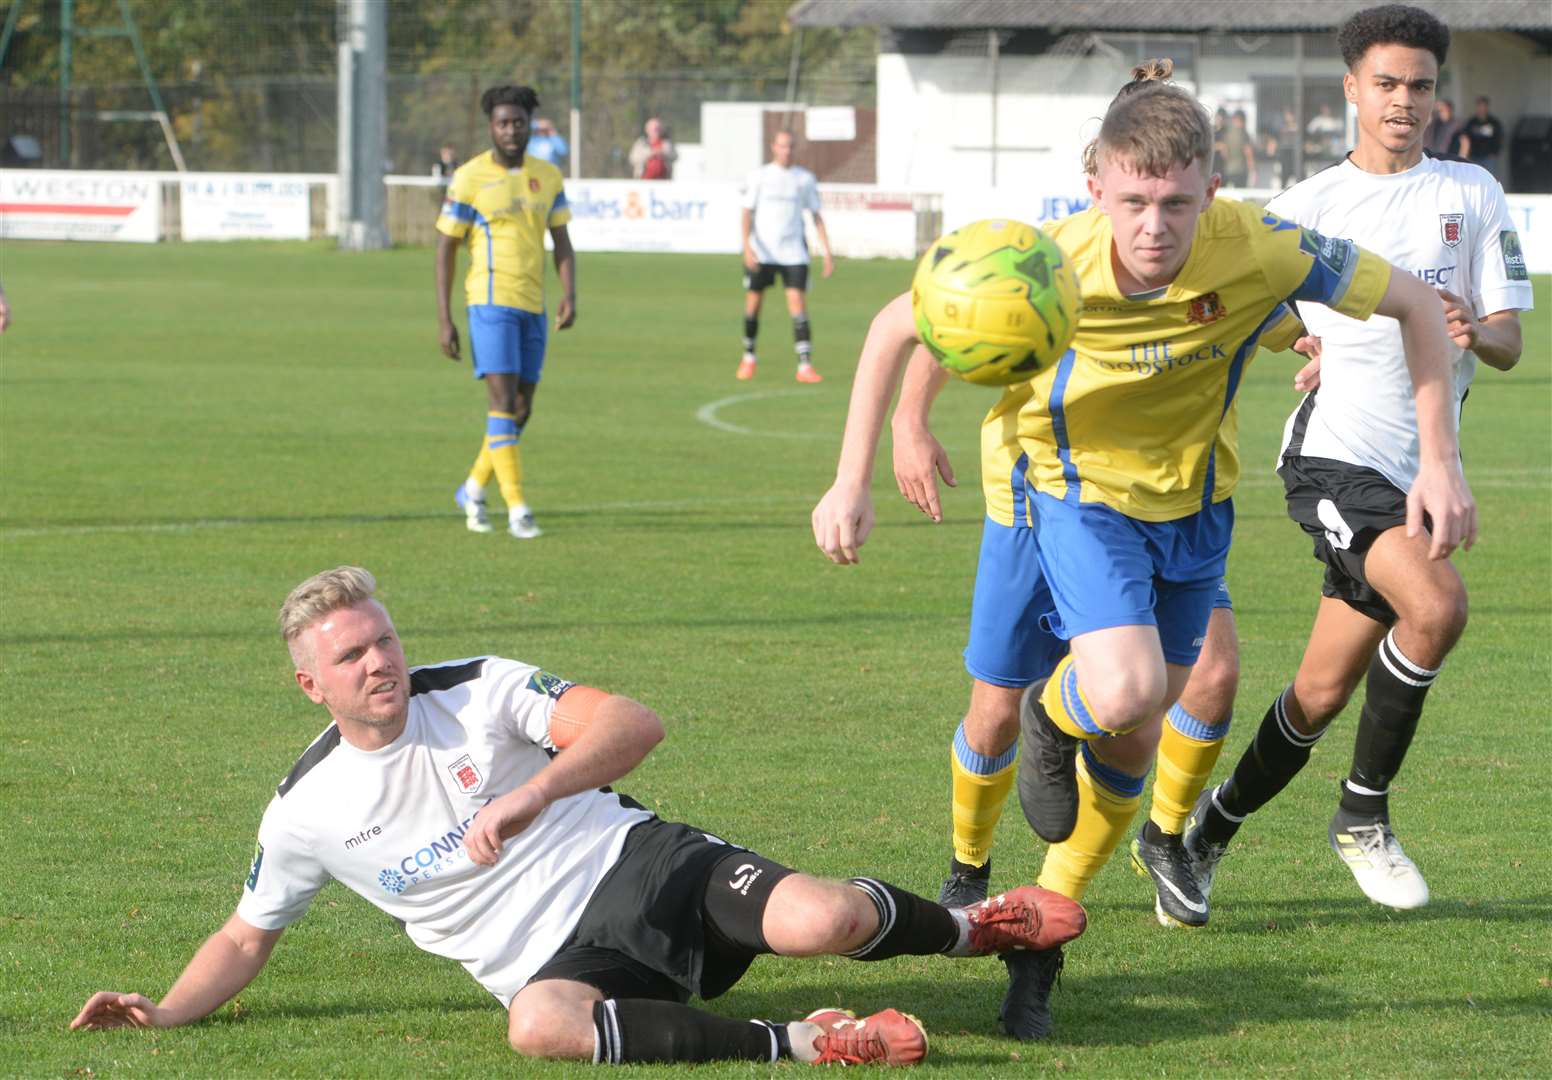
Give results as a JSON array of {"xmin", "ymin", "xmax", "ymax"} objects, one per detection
[
  {"xmin": 814, "ymin": 185, "xmax": 919, "ymax": 260},
  {"xmin": 564, "ymin": 180, "xmax": 742, "ymax": 253},
  {"xmin": 0, "ymin": 169, "xmax": 162, "ymax": 242},
  {"xmin": 945, "ymin": 187, "xmax": 1552, "ymax": 274},
  {"xmin": 180, "ymin": 174, "xmax": 311, "ymax": 240},
  {"xmin": 1504, "ymin": 194, "xmax": 1551, "ymax": 275}
]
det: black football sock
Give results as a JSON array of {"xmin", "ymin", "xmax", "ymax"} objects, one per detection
[
  {"xmin": 1205, "ymin": 687, "xmax": 1324, "ymax": 844},
  {"xmin": 793, "ymin": 316, "xmax": 812, "ymax": 362},
  {"xmin": 1339, "ymin": 629, "xmax": 1439, "ymax": 821},
  {"xmin": 592, "ymin": 999, "xmax": 791, "ymax": 1064},
  {"xmin": 742, "ymin": 315, "xmax": 758, "ymax": 353},
  {"xmin": 844, "ymin": 877, "xmax": 960, "ymax": 959}
]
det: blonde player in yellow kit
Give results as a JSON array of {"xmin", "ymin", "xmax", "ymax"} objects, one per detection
[
  {"xmin": 813, "ymin": 61, "xmax": 1473, "ymax": 1041},
  {"xmin": 436, "ymin": 85, "xmax": 576, "ymax": 540}
]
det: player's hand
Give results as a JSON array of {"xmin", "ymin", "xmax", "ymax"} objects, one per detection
[
  {"xmin": 71, "ymin": 991, "xmax": 169, "ymax": 1031},
  {"xmin": 0, "ymin": 289, "xmax": 10, "ymax": 333},
  {"xmin": 1292, "ymin": 334, "xmax": 1322, "ymax": 392},
  {"xmin": 822, "ymin": 254, "xmax": 835, "ymax": 279},
  {"xmin": 438, "ymin": 319, "xmax": 461, "ymax": 361},
  {"xmin": 555, "ymin": 296, "xmax": 576, "ymax": 330},
  {"xmin": 465, "ymin": 784, "xmax": 548, "ymax": 865},
  {"xmin": 1437, "ymin": 287, "xmax": 1478, "ymax": 350},
  {"xmin": 742, "ymin": 246, "xmax": 759, "ymax": 272},
  {"xmin": 812, "ymin": 482, "xmax": 875, "ymax": 565},
  {"xmin": 892, "ymin": 424, "xmax": 957, "ymax": 522},
  {"xmin": 1408, "ymin": 457, "xmax": 1477, "ymax": 559}
]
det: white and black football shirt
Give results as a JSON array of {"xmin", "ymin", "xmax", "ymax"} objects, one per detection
[
  {"xmin": 1266, "ymin": 155, "xmax": 1533, "ymax": 492},
  {"xmin": 236, "ymin": 657, "xmax": 652, "ymax": 1006},
  {"xmin": 742, "ymin": 161, "xmax": 821, "ymax": 266}
]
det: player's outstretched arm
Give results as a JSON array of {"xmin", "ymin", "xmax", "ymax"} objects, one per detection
[
  {"xmin": 435, "ymin": 234, "xmax": 462, "ymax": 360},
  {"xmin": 71, "ymin": 912, "xmax": 282, "ymax": 1031},
  {"xmin": 1373, "ymin": 267, "xmax": 1477, "ymax": 558},
  {"xmin": 551, "ymin": 225, "xmax": 576, "ymax": 330},
  {"xmin": 891, "ymin": 345, "xmax": 956, "ymax": 522},
  {"xmin": 811, "ymin": 292, "xmax": 919, "ymax": 564},
  {"xmin": 465, "ymin": 693, "xmax": 663, "ymax": 865}
]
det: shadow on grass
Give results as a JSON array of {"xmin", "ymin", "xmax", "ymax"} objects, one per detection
[
  {"xmin": 1, "ymin": 608, "xmax": 962, "ymax": 647},
  {"xmin": 1204, "ymin": 894, "xmax": 1552, "ymax": 930},
  {"xmin": 0, "ymin": 507, "xmax": 981, "ymax": 538},
  {"xmin": 711, "ymin": 958, "xmax": 1552, "ymax": 1057}
]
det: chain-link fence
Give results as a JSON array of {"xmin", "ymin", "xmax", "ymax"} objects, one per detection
[{"xmin": 1, "ymin": 0, "xmax": 877, "ymax": 176}]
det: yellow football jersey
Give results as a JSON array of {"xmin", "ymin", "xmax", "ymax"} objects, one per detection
[
  {"xmin": 981, "ymin": 197, "xmax": 1389, "ymax": 525},
  {"xmin": 436, "ymin": 150, "xmax": 572, "ymax": 313}
]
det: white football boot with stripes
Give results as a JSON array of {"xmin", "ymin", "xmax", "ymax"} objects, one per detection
[{"xmin": 1329, "ymin": 814, "xmax": 1429, "ymax": 910}]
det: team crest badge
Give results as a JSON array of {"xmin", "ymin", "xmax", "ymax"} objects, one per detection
[
  {"xmin": 1440, "ymin": 213, "xmax": 1464, "ymax": 247},
  {"xmin": 448, "ymin": 754, "xmax": 483, "ymax": 793},
  {"xmin": 1186, "ymin": 291, "xmax": 1228, "ymax": 325},
  {"xmin": 528, "ymin": 177, "xmax": 541, "ymax": 193}
]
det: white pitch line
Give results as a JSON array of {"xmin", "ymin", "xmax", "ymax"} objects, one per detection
[{"xmin": 694, "ymin": 389, "xmax": 829, "ymax": 440}]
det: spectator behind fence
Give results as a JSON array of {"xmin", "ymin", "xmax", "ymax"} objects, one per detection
[
  {"xmin": 1258, "ymin": 131, "xmax": 1284, "ymax": 189},
  {"xmin": 1462, "ymin": 96, "xmax": 1504, "ymax": 179},
  {"xmin": 433, "ymin": 144, "xmax": 458, "ymax": 183},
  {"xmin": 629, "ymin": 118, "xmax": 676, "ymax": 180},
  {"xmin": 1425, "ymin": 99, "xmax": 1464, "ymax": 157},
  {"xmin": 1305, "ymin": 102, "xmax": 1346, "ymax": 161},
  {"xmin": 528, "ymin": 118, "xmax": 569, "ymax": 169},
  {"xmin": 1220, "ymin": 110, "xmax": 1255, "ymax": 188}
]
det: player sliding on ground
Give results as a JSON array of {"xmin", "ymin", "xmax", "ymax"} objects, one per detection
[
  {"xmin": 1185, "ymin": 3, "xmax": 1530, "ymax": 912},
  {"xmin": 71, "ymin": 566, "xmax": 1085, "ymax": 1066},
  {"xmin": 814, "ymin": 60, "xmax": 1473, "ymax": 1041}
]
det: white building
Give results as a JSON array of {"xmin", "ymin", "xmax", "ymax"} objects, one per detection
[{"xmin": 788, "ymin": 0, "xmax": 1552, "ymax": 202}]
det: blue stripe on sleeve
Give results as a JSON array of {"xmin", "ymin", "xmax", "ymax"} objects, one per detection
[
  {"xmin": 442, "ymin": 200, "xmax": 477, "ymax": 223},
  {"xmin": 1291, "ymin": 235, "xmax": 1360, "ymax": 307}
]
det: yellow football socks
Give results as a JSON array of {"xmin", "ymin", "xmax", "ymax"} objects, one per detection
[
  {"xmin": 485, "ymin": 411, "xmax": 525, "ymax": 508},
  {"xmin": 1037, "ymin": 743, "xmax": 1145, "ymax": 901},
  {"xmin": 1040, "ymin": 653, "xmax": 1141, "ymax": 741},
  {"xmin": 1149, "ymin": 703, "xmax": 1231, "ymax": 834},
  {"xmin": 468, "ymin": 439, "xmax": 494, "ymax": 492},
  {"xmin": 949, "ymin": 722, "xmax": 1017, "ymax": 868}
]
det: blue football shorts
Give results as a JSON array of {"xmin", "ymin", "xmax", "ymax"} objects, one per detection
[
  {"xmin": 1029, "ymin": 494, "xmax": 1235, "ymax": 667},
  {"xmin": 964, "ymin": 516, "xmax": 1233, "ymax": 684},
  {"xmin": 468, "ymin": 304, "xmax": 548, "ymax": 382}
]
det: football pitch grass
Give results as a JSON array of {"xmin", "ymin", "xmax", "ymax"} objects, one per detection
[{"xmin": 1, "ymin": 240, "xmax": 1548, "ymax": 1077}]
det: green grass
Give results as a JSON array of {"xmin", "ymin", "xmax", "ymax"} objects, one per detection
[{"xmin": 1, "ymin": 240, "xmax": 1548, "ymax": 1078}]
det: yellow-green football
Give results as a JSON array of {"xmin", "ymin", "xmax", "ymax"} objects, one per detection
[{"xmin": 911, "ymin": 218, "xmax": 1081, "ymax": 386}]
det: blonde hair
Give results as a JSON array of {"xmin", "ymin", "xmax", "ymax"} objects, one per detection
[
  {"xmin": 1082, "ymin": 59, "xmax": 1215, "ymax": 178},
  {"xmin": 279, "ymin": 566, "xmax": 378, "ymax": 661}
]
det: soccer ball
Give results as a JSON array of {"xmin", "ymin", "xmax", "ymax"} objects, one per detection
[{"xmin": 911, "ymin": 218, "xmax": 1081, "ymax": 387}]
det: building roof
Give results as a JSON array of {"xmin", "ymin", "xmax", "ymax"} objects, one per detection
[{"xmin": 787, "ymin": 0, "xmax": 1552, "ymax": 32}]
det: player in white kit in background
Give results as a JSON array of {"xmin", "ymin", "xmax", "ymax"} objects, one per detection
[
  {"xmin": 737, "ymin": 130, "xmax": 834, "ymax": 383},
  {"xmin": 1185, "ymin": 4, "xmax": 1531, "ymax": 911}
]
